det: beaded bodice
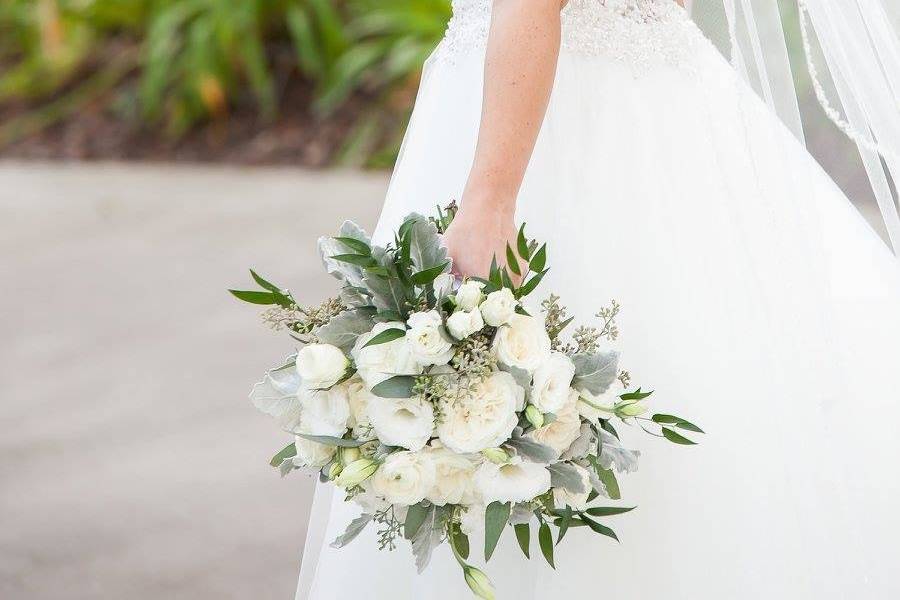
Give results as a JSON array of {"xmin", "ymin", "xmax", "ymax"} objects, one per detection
[{"xmin": 435, "ymin": 0, "xmax": 703, "ymax": 71}]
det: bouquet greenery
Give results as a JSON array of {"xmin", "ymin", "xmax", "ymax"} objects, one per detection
[{"xmin": 231, "ymin": 205, "xmax": 702, "ymax": 599}]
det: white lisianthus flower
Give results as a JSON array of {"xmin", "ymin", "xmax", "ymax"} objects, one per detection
[
  {"xmin": 352, "ymin": 322, "xmax": 422, "ymax": 390},
  {"xmin": 370, "ymin": 451, "xmax": 436, "ymax": 506},
  {"xmin": 297, "ymin": 383, "xmax": 351, "ymax": 437},
  {"xmin": 493, "ymin": 313, "xmax": 552, "ymax": 373},
  {"xmin": 437, "ymin": 371, "xmax": 524, "ymax": 453},
  {"xmin": 345, "ymin": 376, "xmax": 377, "ymax": 440},
  {"xmin": 577, "ymin": 381, "xmax": 624, "ymax": 422},
  {"xmin": 406, "ymin": 310, "xmax": 455, "ymax": 366},
  {"xmin": 433, "ymin": 273, "xmax": 456, "ymax": 299},
  {"xmin": 460, "ymin": 504, "xmax": 486, "ymax": 536},
  {"xmin": 552, "ymin": 463, "xmax": 593, "ymax": 510},
  {"xmin": 446, "ymin": 308, "xmax": 485, "ymax": 340},
  {"xmin": 424, "ymin": 446, "xmax": 479, "ymax": 505},
  {"xmin": 527, "ymin": 389, "xmax": 582, "ymax": 455},
  {"xmin": 479, "ymin": 288, "xmax": 517, "ymax": 327},
  {"xmin": 293, "ymin": 435, "xmax": 336, "ymax": 467},
  {"xmin": 530, "ymin": 351, "xmax": 576, "ymax": 413},
  {"xmin": 367, "ymin": 395, "xmax": 435, "ymax": 451},
  {"xmin": 296, "ymin": 343, "xmax": 348, "ymax": 389},
  {"xmin": 474, "ymin": 456, "xmax": 551, "ymax": 504},
  {"xmin": 455, "ymin": 280, "xmax": 486, "ymax": 311}
]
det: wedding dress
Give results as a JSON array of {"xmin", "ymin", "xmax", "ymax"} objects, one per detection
[{"xmin": 298, "ymin": 1, "xmax": 900, "ymax": 597}]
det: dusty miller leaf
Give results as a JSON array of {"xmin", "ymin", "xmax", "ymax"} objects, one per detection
[
  {"xmin": 411, "ymin": 505, "xmax": 447, "ymax": 573},
  {"xmin": 547, "ymin": 462, "xmax": 588, "ymax": 493},
  {"xmin": 314, "ymin": 310, "xmax": 374, "ymax": 352},
  {"xmin": 505, "ymin": 436, "xmax": 558, "ymax": 464},
  {"xmin": 572, "ymin": 351, "xmax": 620, "ymax": 395},
  {"xmin": 330, "ymin": 513, "xmax": 373, "ymax": 549},
  {"xmin": 249, "ymin": 363, "xmax": 303, "ymax": 430},
  {"xmin": 597, "ymin": 428, "xmax": 641, "ymax": 474},
  {"xmin": 404, "ymin": 215, "xmax": 449, "ymax": 272},
  {"xmin": 318, "ymin": 221, "xmax": 372, "ymax": 288}
]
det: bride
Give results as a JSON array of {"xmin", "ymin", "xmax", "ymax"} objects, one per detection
[{"xmin": 298, "ymin": 0, "xmax": 900, "ymax": 597}]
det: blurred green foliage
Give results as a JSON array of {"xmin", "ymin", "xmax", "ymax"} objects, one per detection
[{"xmin": 0, "ymin": 0, "xmax": 451, "ymax": 160}]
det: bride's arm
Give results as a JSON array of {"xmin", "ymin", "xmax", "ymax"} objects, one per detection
[{"xmin": 442, "ymin": 0, "xmax": 566, "ymax": 279}]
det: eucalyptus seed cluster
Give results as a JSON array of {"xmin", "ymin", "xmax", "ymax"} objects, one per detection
[
  {"xmin": 451, "ymin": 331, "xmax": 497, "ymax": 385},
  {"xmin": 596, "ymin": 299, "xmax": 622, "ymax": 341},
  {"xmin": 413, "ymin": 373, "xmax": 451, "ymax": 421},
  {"xmin": 618, "ymin": 370, "xmax": 632, "ymax": 388},
  {"xmin": 374, "ymin": 506, "xmax": 403, "ymax": 551},
  {"xmin": 261, "ymin": 296, "xmax": 346, "ymax": 334},
  {"xmin": 541, "ymin": 294, "xmax": 571, "ymax": 351}
]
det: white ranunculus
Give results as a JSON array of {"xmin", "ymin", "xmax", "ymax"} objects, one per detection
[
  {"xmin": 552, "ymin": 463, "xmax": 592, "ymax": 510},
  {"xmin": 367, "ymin": 395, "xmax": 435, "ymax": 451},
  {"xmin": 493, "ymin": 313, "xmax": 552, "ymax": 373},
  {"xmin": 370, "ymin": 450, "xmax": 436, "ymax": 506},
  {"xmin": 437, "ymin": 371, "xmax": 524, "ymax": 453},
  {"xmin": 406, "ymin": 310, "xmax": 455, "ymax": 366},
  {"xmin": 293, "ymin": 434, "xmax": 336, "ymax": 468},
  {"xmin": 455, "ymin": 280, "xmax": 485, "ymax": 311},
  {"xmin": 527, "ymin": 389, "xmax": 582, "ymax": 455},
  {"xmin": 433, "ymin": 273, "xmax": 456, "ymax": 299},
  {"xmin": 345, "ymin": 376, "xmax": 377, "ymax": 440},
  {"xmin": 530, "ymin": 351, "xmax": 576, "ymax": 413},
  {"xmin": 296, "ymin": 343, "xmax": 349, "ymax": 389},
  {"xmin": 479, "ymin": 288, "xmax": 517, "ymax": 327},
  {"xmin": 424, "ymin": 447, "xmax": 479, "ymax": 505},
  {"xmin": 474, "ymin": 456, "xmax": 552, "ymax": 504},
  {"xmin": 577, "ymin": 381, "xmax": 624, "ymax": 422},
  {"xmin": 297, "ymin": 383, "xmax": 351, "ymax": 437},
  {"xmin": 351, "ymin": 322, "xmax": 422, "ymax": 390},
  {"xmin": 446, "ymin": 308, "xmax": 485, "ymax": 340}
]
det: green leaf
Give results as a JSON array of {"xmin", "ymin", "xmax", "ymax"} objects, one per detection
[
  {"xmin": 676, "ymin": 421, "xmax": 705, "ymax": 434},
  {"xmin": 363, "ymin": 327, "xmax": 406, "ymax": 348},
  {"xmin": 516, "ymin": 224, "xmax": 531, "ymax": 260},
  {"xmin": 620, "ymin": 388, "xmax": 654, "ymax": 401},
  {"xmin": 651, "ymin": 413, "xmax": 682, "ymax": 424},
  {"xmin": 484, "ymin": 501, "xmax": 511, "ymax": 561},
  {"xmin": 505, "ymin": 244, "xmax": 521, "ymax": 276},
  {"xmin": 404, "ymin": 503, "xmax": 430, "ymax": 540},
  {"xmin": 556, "ymin": 506, "xmax": 574, "ymax": 545},
  {"xmin": 371, "ymin": 375, "xmax": 416, "ymax": 398},
  {"xmin": 410, "ymin": 261, "xmax": 451, "ymax": 285},
  {"xmin": 529, "ymin": 244, "xmax": 547, "ymax": 272},
  {"xmin": 500, "ymin": 267, "xmax": 515, "ymax": 291},
  {"xmin": 229, "ymin": 289, "xmax": 279, "ymax": 305},
  {"xmin": 516, "ymin": 269, "xmax": 547, "ymax": 298},
  {"xmin": 583, "ymin": 506, "xmax": 636, "ymax": 517},
  {"xmin": 513, "ymin": 523, "xmax": 530, "ymax": 559},
  {"xmin": 249, "ymin": 269, "xmax": 281, "ymax": 292},
  {"xmin": 331, "ymin": 253, "xmax": 376, "ymax": 268},
  {"xmin": 451, "ymin": 525, "xmax": 470, "ymax": 560},
  {"xmin": 578, "ymin": 515, "xmax": 620, "ymax": 542},
  {"xmin": 489, "ymin": 256, "xmax": 502, "ymax": 287},
  {"xmin": 334, "ymin": 236, "xmax": 371, "ymax": 255},
  {"xmin": 269, "ymin": 442, "xmax": 297, "ymax": 467},
  {"xmin": 662, "ymin": 427, "xmax": 697, "ymax": 445},
  {"xmin": 294, "ymin": 433, "xmax": 365, "ymax": 448},
  {"xmin": 538, "ymin": 522, "xmax": 555, "ymax": 569},
  {"xmin": 590, "ymin": 457, "xmax": 621, "ymax": 500}
]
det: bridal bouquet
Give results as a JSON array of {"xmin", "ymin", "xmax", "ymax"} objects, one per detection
[{"xmin": 231, "ymin": 205, "xmax": 702, "ymax": 599}]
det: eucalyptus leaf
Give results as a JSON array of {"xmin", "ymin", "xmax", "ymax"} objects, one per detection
[
  {"xmin": 484, "ymin": 501, "xmax": 511, "ymax": 561},
  {"xmin": 330, "ymin": 513, "xmax": 373, "ymax": 549},
  {"xmin": 572, "ymin": 351, "xmax": 620, "ymax": 395},
  {"xmin": 363, "ymin": 327, "xmax": 406, "ymax": 348},
  {"xmin": 547, "ymin": 462, "xmax": 588, "ymax": 494},
  {"xmin": 313, "ymin": 310, "xmax": 375, "ymax": 352},
  {"xmin": 371, "ymin": 376, "xmax": 416, "ymax": 398}
]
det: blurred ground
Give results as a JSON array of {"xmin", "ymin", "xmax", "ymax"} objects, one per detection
[{"xmin": 0, "ymin": 162, "xmax": 387, "ymax": 600}]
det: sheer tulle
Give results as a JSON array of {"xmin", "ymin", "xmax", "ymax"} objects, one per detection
[{"xmin": 297, "ymin": 14, "xmax": 900, "ymax": 600}]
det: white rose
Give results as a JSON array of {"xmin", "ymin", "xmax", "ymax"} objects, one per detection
[
  {"xmin": 460, "ymin": 503, "xmax": 486, "ymax": 536},
  {"xmin": 424, "ymin": 447, "xmax": 479, "ymax": 505},
  {"xmin": 446, "ymin": 308, "xmax": 485, "ymax": 340},
  {"xmin": 367, "ymin": 395, "xmax": 435, "ymax": 451},
  {"xmin": 474, "ymin": 456, "xmax": 551, "ymax": 504},
  {"xmin": 433, "ymin": 273, "xmax": 456, "ymax": 299},
  {"xmin": 370, "ymin": 451, "xmax": 436, "ymax": 506},
  {"xmin": 530, "ymin": 351, "xmax": 576, "ymax": 413},
  {"xmin": 293, "ymin": 434, "xmax": 336, "ymax": 468},
  {"xmin": 479, "ymin": 288, "xmax": 517, "ymax": 327},
  {"xmin": 345, "ymin": 376, "xmax": 377, "ymax": 440},
  {"xmin": 296, "ymin": 343, "xmax": 348, "ymax": 389},
  {"xmin": 552, "ymin": 463, "xmax": 592, "ymax": 510},
  {"xmin": 455, "ymin": 280, "xmax": 485, "ymax": 311},
  {"xmin": 527, "ymin": 389, "xmax": 582, "ymax": 455},
  {"xmin": 437, "ymin": 371, "xmax": 524, "ymax": 453},
  {"xmin": 406, "ymin": 310, "xmax": 455, "ymax": 366},
  {"xmin": 351, "ymin": 322, "xmax": 422, "ymax": 390},
  {"xmin": 297, "ymin": 383, "xmax": 351, "ymax": 437},
  {"xmin": 577, "ymin": 381, "xmax": 624, "ymax": 422},
  {"xmin": 493, "ymin": 313, "xmax": 552, "ymax": 372}
]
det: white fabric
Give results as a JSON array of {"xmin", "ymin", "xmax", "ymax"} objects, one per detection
[{"xmin": 298, "ymin": 2, "xmax": 900, "ymax": 598}]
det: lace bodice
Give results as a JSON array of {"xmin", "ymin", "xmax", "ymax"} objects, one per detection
[{"xmin": 435, "ymin": 0, "xmax": 704, "ymax": 72}]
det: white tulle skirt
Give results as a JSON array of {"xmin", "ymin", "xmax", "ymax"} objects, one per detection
[{"xmin": 298, "ymin": 20, "xmax": 900, "ymax": 600}]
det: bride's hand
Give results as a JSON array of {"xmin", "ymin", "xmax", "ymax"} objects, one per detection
[{"xmin": 442, "ymin": 196, "xmax": 519, "ymax": 281}]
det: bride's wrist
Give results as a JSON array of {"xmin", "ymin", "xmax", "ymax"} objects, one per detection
[{"xmin": 458, "ymin": 187, "xmax": 516, "ymax": 224}]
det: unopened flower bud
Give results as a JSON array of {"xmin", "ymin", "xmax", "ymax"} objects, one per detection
[
  {"xmin": 464, "ymin": 566, "xmax": 496, "ymax": 600},
  {"xmin": 341, "ymin": 447, "xmax": 361, "ymax": 464},
  {"xmin": 615, "ymin": 400, "xmax": 647, "ymax": 418},
  {"xmin": 334, "ymin": 458, "xmax": 379, "ymax": 488},
  {"xmin": 481, "ymin": 448, "xmax": 510, "ymax": 464},
  {"xmin": 525, "ymin": 405, "xmax": 544, "ymax": 429}
]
